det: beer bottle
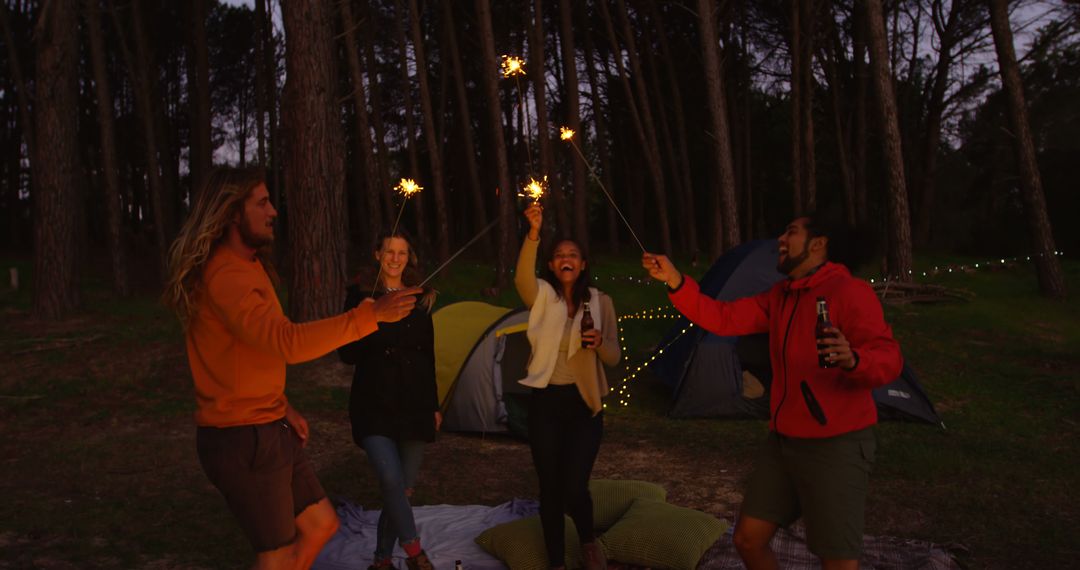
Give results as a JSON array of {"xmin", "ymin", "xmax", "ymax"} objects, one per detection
[
  {"xmin": 580, "ymin": 301, "xmax": 595, "ymax": 348},
  {"xmin": 455, "ymin": 561, "xmax": 464, "ymax": 570},
  {"xmin": 815, "ymin": 296, "xmax": 837, "ymax": 368}
]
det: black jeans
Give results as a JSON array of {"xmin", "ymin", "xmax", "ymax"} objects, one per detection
[{"xmin": 528, "ymin": 384, "xmax": 604, "ymax": 565}]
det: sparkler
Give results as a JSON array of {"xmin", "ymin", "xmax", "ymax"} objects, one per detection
[
  {"xmin": 559, "ymin": 126, "xmax": 647, "ymax": 252},
  {"xmin": 372, "ymin": 178, "xmax": 424, "ymax": 296},
  {"xmin": 501, "ymin": 54, "xmax": 534, "ymax": 174},
  {"xmin": 417, "ymin": 219, "xmax": 500, "ymax": 288},
  {"xmin": 519, "ymin": 176, "xmax": 548, "ymax": 204}
]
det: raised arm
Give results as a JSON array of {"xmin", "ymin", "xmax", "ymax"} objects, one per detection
[{"xmin": 514, "ymin": 203, "xmax": 543, "ymax": 307}]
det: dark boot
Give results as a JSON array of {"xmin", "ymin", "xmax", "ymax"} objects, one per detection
[
  {"xmin": 582, "ymin": 541, "xmax": 608, "ymax": 570},
  {"xmin": 406, "ymin": 550, "xmax": 435, "ymax": 570}
]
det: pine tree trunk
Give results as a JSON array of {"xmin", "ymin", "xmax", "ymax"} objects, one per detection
[
  {"xmin": 32, "ymin": 0, "xmax": 81, "ymax": 318},
  {"xmin": 852, "ymin": 0, "xmax": 869, "ymax": 224},
  {"xmin": 281, "ymin": 0, "xmax": 349, "ymax": 319},
  {"xmin": 613, "ymin": 0, "xmax": 671, "ymax": 254},
  {"xmin": 108, "ymin": 0, "xmax": 168, "ymax": 275},
  {"xmin": 987, "ymin": 0, "xmax": 1066, "ymax": 299},
  {"xmin": 865, "ymin": 0, "xmax": 913, "ymax": 281},
  {"xmin": 254, "ymin": 0, "xmax": 267, "ymax": 167},
  {"xmin": 407, "ymin": 0, "xmax": 450, "ymax": 262},
  {"xmin": 556, "ymin": 0, "xmax": 585, "ymax": 245},
  {"xmin": 339, "ymin": 0, "xmax": 382, "ymax": 250},
  {"xmin": 393, "ymin": 0, "xmax": 427, "ymax": 252},
  {"xmin": 443, "ymin": 1, "xmax": 492, "ymax": 256},
  {"xmin": 800, "ymin": 0, "xmax": 817, "ymax": 212},
  {"xmin": 84, "ymin": 0, "xmax": 130, "ymax": 297},
  {"xmin": 581, "ymin": 20, "xmax": 619, "ymax": 254},
  {"xmin": 821, "ymin": 5, "xmax": 856, "ymax": 226},
  {"xmin": 697, "ymin": 0, "xmax": 741, "ymax": 253},
  {"xmin": 0, "ymin": 3, "xmax": 34, "ymax": 157},
  {"xmin": 476, "ymin": 0, "xmax": 515, "ymax": 288},
  {"xmin": 648, "ymin": 0, "xmax": 698, "ymax": 258},
  {"xmin": 186, "ymin": 0, "xmax": 211, "ymax": 197},
  {"xmin": 360, "ymin": 4, "xmax": 393, "ymax": 225}
]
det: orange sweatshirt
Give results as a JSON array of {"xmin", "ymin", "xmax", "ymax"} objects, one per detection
[{"xmin": 187, "ymin": 247, "xmax": 378, "ymax": 427}]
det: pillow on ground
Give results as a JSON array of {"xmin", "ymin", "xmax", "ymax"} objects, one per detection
[
  {"xmin": 475, "ymin": 515, "xmax": 583, "ymax": 570},
  {"xmin": 589, "ymin": 479, "xmax": 667, "ymax": 530},
  {"xmin": 599, "ymin": 497, "xmax": 728, "ymax": 570}
]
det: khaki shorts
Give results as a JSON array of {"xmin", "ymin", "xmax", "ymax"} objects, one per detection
[
  {"xmin": 196, "ymin": 418, "xmax": 326, "ymax": 552},
  {"xmin": 740, "ymin": 428, "xmax": 876, "ymax": 560}
]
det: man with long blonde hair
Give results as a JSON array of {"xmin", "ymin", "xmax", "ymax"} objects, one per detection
[{"xmin": 165, "ymin": 167, "xmax": 420, "ymax": 570}]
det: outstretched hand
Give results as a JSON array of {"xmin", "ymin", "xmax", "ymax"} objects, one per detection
[
  {"xmin": 524, "ymin": 203, "xmax": 542, "ymax": 240},
  {"xmin": 369, "ymin": 287, "xmax": 423, "ymax": 323},
  {"xmin": 642, "ymin": 253, "xmax": 682, "ymax": 290}
]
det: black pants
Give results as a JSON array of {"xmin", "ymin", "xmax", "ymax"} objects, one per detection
[{"xmin": 528, "ymin": 384, "xmax": 603, "ymax": 565}]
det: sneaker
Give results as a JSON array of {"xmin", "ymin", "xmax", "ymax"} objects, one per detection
[
  {"xmin": 582, "ymin": 541, "xmax": 608, "ymax": 570},
  {"xmin": 406, "ymin": 550, "xmax": 435, "ymax": 570}
]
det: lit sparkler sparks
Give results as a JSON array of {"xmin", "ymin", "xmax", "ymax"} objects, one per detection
[
  {"xmin": 519, "ymin": 176, "xmax": 548, "ymax": 203},
  {"xmin": 500, "ymin": 55, "xmax": 526, "ymax": 78},
  {"xmin": 395, "ymin": 178, "xmax": 423, "ymax": 198},
  {"xmin": 559, "ymin": 125, "xmax": 647, "ymax": 252}
]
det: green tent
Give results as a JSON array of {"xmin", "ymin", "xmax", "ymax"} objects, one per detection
[{"xmin": 434, "ymin": 301, "xmax": 532, "ymax": 436}]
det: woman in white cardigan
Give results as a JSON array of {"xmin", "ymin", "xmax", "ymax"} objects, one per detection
[{"xmin": 515, "ymin": 203, "xmax": 620, "ymax": 570}]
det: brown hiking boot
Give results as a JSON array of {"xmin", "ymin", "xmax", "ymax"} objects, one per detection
[
  {"xmin": 582, "ymin": 541, "xmax": 608, "ymax": 570},
  {"xmin": 406, "ymin": 550, "xmax": 435, "ymax": 570}
]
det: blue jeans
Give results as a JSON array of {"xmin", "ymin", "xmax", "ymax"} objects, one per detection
[{"xmin": 361, "ymin": 436, "xmax": 426, "ymax": 559}]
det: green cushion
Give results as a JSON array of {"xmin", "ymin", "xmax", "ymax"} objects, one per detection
[
  {"xmin": 589, "ymin": 479, "xmax": 667, "ymax": 530},
  {"xmin": 474, "ymin": 515, "xmax": 583, "ymax": 569},
  {"xmin": 599, "ymin": 498, "xmax": 728, "ymax": 570}
]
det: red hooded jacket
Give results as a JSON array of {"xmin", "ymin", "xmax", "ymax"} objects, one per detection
[{"xmin": 668, "ymin": 262, "xmax": 903, "ymax": 438}]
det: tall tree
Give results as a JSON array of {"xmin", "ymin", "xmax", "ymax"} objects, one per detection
[
  {"xmin": 84, "ymin": 0, "xmax": 130, "ymax": 297},
  {"xmin": 108, "ymin": 0, "xmax": 169, "ymax": 273},
  {"xmin": 32, "ymin": 0, "xmax": 81, "ymax": 317},
  {"xmin": 556, "ymin": 0, "xmax": 584, "ymax": 244},
  {"xmin": 697, "ymin": 0, "xmax": 741, "ymax": 252},
  {"xmin": 865, "ymin": 0, "xmax": 913, "ymax": 281},
  {"xmin": 476, "ymin": 0, "xmax": 515, "ymax": 288},
  {"xmin": 361, "ymin": 3, "xmax": 393, "ymax": 224},
  {"xmin": 393, "ymin": 0, "xmax": 427, "ymax": 251},
  {"xmin": 407, "ymin": 0, "xmax": 450, "ymax": 262},
  {"xmin": 186, "ymin": 0, "xmax": 211, "ymax": 197},
  {"xmin": 580, "ymin": 16, "xmax": 619, "ymax": 253},
  {"xmin": 339, "ymin": 0, "xmax": 382, "ymax": 250},
  {"xmin": 0, "ymin": 2, "xmax": 34, "ymax": 157},
  {"xmin": 987, "ymin": 0, "xmax": 1066, "ymax": 299},
  {"xmin": 281, "ymin": 0, "xmax": 349, "ymax": 319},
  {"xmin": 442, "ymin": 0, "xmax": 491, "ymax": 255}
]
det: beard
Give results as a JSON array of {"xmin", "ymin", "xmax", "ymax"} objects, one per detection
[
  {"xmin": 777, "ymin": 247, "xmax": 809, "ymax": 275},
  {"xmin": 238, "ymin": 218, "xmax": 274, "ymax": 250}
]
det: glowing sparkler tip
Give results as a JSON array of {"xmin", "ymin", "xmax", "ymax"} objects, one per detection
[
  {"xmin": 559, "ymin": 126, "xmax": 576, "ymax": 141},
  {"xmin": 518, "ymin": 176, "xmax": 548, "ymax": 202},
  {"xmin": 500, "ymin": 55, "xmax": 526, "ymax": 78},
  {"xmin": 395, "ymin": 178, "xmax": 423, "ymax": 197}
]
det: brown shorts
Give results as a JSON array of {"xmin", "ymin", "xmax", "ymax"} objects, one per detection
[{"xmin": 196, "ymin": 418, "xmax": 326, "ymax": 552}]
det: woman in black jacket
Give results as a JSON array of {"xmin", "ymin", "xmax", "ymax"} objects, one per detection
[{"xmin": 339, "ymin": 231, "xmax": 438, "ymax": 570}]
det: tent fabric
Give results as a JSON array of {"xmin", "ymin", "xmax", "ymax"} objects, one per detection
[
  {"xmin": 655, "ymin": 240, "xmax": 943, "ymax": 426},
  {"xmin": 433, "ymin": 302, "xmax": 531, "ymax": 434}
]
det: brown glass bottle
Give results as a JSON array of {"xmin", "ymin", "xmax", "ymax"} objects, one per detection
[
  {"xmin": 815, "ymin": 296, "xmax": 837, "ymax": 368},
  {"xmin": 580, "ymin": 302, "xmax": 594, "ymax": 348}
]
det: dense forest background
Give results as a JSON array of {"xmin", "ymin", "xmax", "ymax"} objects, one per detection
[{"xmin": 1, "ymin": 0, "xmax": 1076, "ymax": 320}]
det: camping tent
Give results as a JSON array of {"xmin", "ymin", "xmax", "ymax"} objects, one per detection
[
  {"xmin": 652, "ymin": 240, "xmax": 943, "ymax": 426},
  {"xmin": 433, "ymin": 301, "xmax": 532, "ymax": 436}
]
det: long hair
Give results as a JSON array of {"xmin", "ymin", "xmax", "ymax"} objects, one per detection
[
  {"xmin": 540, "ymin": 237, "xmax": 592, "ymax": 310},
  {"xmin": 352, "ymin": 229, "xmax": 436, "ymax": 310},
  {"xmin": 163, "ymin": 167, "xmax": 267, "ymax": 328}
]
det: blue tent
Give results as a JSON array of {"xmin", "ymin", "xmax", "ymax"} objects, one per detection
[{"xmin": 652, "ymin": 240, "xmax": 943, "ymax": 426}]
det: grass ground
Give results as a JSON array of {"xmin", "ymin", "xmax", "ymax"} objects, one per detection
[{"xmin": 0, "ymin": 249, "xmax": 1077, "ymax": 569}]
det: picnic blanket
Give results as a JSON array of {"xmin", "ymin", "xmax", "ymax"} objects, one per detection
[
  {"xmin": 313, "ymin": 499, "xmax": 959, "ymax": 570},
  {"xmin": 313, "ymin": 499, "xmax": 540, "ymax": 570}
]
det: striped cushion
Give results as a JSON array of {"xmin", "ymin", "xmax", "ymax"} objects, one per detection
[
  {"xmin": 599, "ymin": 498, "xmax": 728, "ymax": 570},
  {"xmin": 474, "ymin": 515, "xmax": 582, "ymax": 569},
  {"xmin": 589, "ymin": 479, "xmax": 667, "ymax": 530}
]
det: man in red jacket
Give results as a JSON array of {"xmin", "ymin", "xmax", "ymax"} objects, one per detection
[{"xmin": 642, "ymin": 214, "xmax": 902, "ymax": 570}]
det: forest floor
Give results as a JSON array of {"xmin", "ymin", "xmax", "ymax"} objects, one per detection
[{"xmin": 0, "ymin": 250, "xmax": 1077, "ymax": 569}]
